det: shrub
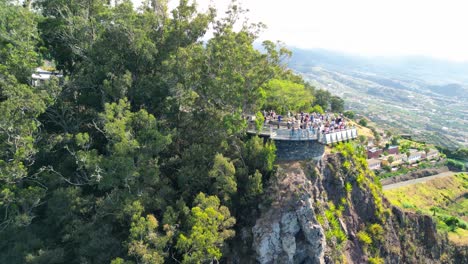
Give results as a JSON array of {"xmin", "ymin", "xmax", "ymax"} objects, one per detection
[
  {"xmin": 342, "ymin": 160, "xmax": 351, "ymax": 171},
  {"xmin": 444, "ymin": 216, "xmax": 460, "ymax": 231},
  {"xmin": 358, "ymin": 119, "xmax": 368, "ymax": 127},
  {"xmin": 446, "ymin": 159, "xmax": 465, "ymax": 171},
  {"xmin": 368, "ymin": 224, "xmax": 384, "ymax": 242},
  {"xmin": 254, "ymin": 111, "xmax": 264, "ymax": 132},
  {"xmin": 345, "ymin": 182, "xmax": 352, "ymax": 194},
  {"xmin": 311, "ymin": 104, "xmax": 324, "ymax": 114},
  {"xmin": 442, "ymin": 216, "xmax": 468, "ymax": 231},
  {"xmin": 368, "ymin": 257, "xmax": 384, "ymax": 264},
  {"xmin": 356, "ymin": 173, "xmax": 365, "ymax": 187},
  {"xmin": 402, "ymin": 202, "xmax": 415, "ymax": 209},
  {"xmin": 324, "ymin": 203, "xmax": 348, "ymax": 248},
  {"xmin": 357, "ymin": 230, "xmax": 372, "ymax": 245},
  {"xmin": 458, "ymin": 221, "xmax": 467, "ymax": 230},
  {"xmin": 343, "ymin": 111, "xmax": 356, "ymax": 119},
  {"xmin": 357, "ymin": 135, "xmax": 367, "ymax": 145},
  {"xmin": 340, "ymin": 197, "xmax": 347, "ymax": 206}
]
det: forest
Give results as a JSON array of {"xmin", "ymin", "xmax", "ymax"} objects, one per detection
[{"xmin": 0, "ymin": 1, "xmax": 343, "ymax": 263}]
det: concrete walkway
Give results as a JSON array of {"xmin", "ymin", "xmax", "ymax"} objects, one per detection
[{"xmin": 383, "ymin": 171, "xmax": 457, "ymax": 191}]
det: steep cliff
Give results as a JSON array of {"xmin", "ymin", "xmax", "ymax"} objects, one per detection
[{"xmin": 246, "ymin": 144, "xmax": 467, "ymax": 263}]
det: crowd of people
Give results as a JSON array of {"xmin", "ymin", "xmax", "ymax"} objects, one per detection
[{"xmin": 262, "ymin": 110, "xmax": 350, "ymax": 135}]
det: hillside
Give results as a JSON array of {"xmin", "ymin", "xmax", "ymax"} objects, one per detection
[
  {"xmin": 384, "ymin": 173, "xmax": 468, "ymax": 246},
  {"xmin": 289, "ymin": 48, "xmax": 468, "ymax": 149},
  {"xmin": 239, "ymin": 144, "xmax": 467, "ymax": 263}
]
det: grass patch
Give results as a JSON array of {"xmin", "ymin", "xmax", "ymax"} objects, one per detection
[
  {"xmin": 384, "ymin": 173, "xmax": 468, "ymax": 245},
  {"xmin": 323, "ymin": 201, "xmax": 348, "ymax": 251}
]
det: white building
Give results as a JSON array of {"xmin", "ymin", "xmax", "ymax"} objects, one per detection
[
  {"xmin": 367, "ymin": 159, "xmax": 382, "ymax": 170},
  {"xmin": 31, "ymin": 67, "xmax": 62, "ymax": 86},
  {"xmin": 405, "ymin": 149, "xmax": 423, "ymax": 164}
]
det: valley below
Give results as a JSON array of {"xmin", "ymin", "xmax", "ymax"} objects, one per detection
[{"xmin": 290, "ymin": 49, "xmax": 468, "ymax": 149}]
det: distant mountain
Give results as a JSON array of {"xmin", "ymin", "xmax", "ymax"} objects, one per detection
[{"xmin": 288, "ymin": 48, "xmax": 468, "ymax": 149}]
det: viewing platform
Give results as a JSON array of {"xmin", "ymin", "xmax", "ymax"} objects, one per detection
[
  {"xmin": 245, "ymin": 115, "xmax": 358, "ymax": 160},
  {"xmin": 247, "ymin": 124, "xmax": 358, "ymax": 145}
]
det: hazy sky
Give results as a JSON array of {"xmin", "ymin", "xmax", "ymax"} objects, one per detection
[{"xmin": 132, "ymin": 0, "xmax": 468, "ymax": 61}]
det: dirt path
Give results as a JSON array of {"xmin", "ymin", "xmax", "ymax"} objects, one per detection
[{"xmin": 382, "ymin": 171, "xmax": 457, "ymax": 191}]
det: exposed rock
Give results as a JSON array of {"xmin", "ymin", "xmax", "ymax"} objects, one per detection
[
  {"xmin": 252, "ymin": 221, "xmax": 282, "ymax": 264},
  {"xmin": 280, "ymin": 212, "xmax": 300, "ymax": 262},
  {"xmin": 252, "ymin": 162, "xmax": 325, "ymax": 264},
  {"xmin": 253, "ymin": 204, "xmax": 326, "ymax": 264},
  {"xmin": 295, "ymin": 198, "xmax": 325, "ymax": 264},
  {"xmin": 248, "ymin": 154, "xmax": 467, "ymax": 264}
]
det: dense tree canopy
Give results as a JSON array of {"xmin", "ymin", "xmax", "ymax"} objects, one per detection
[
  {"xmin": 0, "ymin": 1, "xmax": 343, "ymax": 263},
  {"xmin": 263, "ymin": 78, "xmax": 315, "ymax": 114}
]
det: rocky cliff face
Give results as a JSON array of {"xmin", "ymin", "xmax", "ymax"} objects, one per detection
[
  {"xmin": 247, "ymin": 151, "xmax": 467, "ymax": 264},
  {"xmin": 252, "ymin": 161, "xmax": 325, "ymax": 264}
]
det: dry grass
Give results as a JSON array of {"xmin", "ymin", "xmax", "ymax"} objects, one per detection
[
  {"xmin": 348, "ymin": 120, "xmax": 375, "ymax": 139},
  {"xmin": 449, "ymin": 228, "xmax": 468, "ymax": 246}
]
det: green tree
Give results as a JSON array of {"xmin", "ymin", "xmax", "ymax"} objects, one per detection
[
  {"xmin": 453, "ymin": 148, "xmax": 468, "ymax": 160},
  {"xmin": 255, "ymin": 111, "xmax": 265, "ymax": 132},
  {"xmin": 343, "ymin": 111, "xmax": 355, "ymax": 119},
  {"xmin": 37, "ymin": 0, "xmax": 110, "ymax": 73},
  {"xmin": 330, "ymin": 96, "xmax": 344, "ymax": 113},
  {"xmin": 244, "ymin": 136, "xmax": 276, "ymax": 175},
  {"xmin": 313, "ymin": 89, "xmax": 331, "ymax": 110},
  {"xmin": 125, "ymin": 201, "xmax": 172, "ymax": 264},
  {"xmin": 358, "ymin": 135, "xmax": 367, "ymax": 145},
  {"xmin": 445, "ymin": 216, "xmax": 460, "ymax": 232},
  {"xmin": 176, "ymin": 193, "xmax": 235, "ymax": 264},
  {"xmin": 430, "ymin": 206, "xmax": 439, "ymax": 216},
  {"xmin": 209, "ymin": 154, "xmax": 237, "ymax": 203},
  {"xmin": 311, "ymin": 104, "xmax": 325, "ymax": 114},
  {"xmin": 385, "ymin": 130, "xmax": 392, "ymax": 138},
  {"xmin": 246, "ymin": 170, "xmax": 263, "ymax": 198},
  {"xmin": 358, "ymin": 118, "xmax": 368, "ymax": 127},
  {"xmin": 424, "ymin": 147, "xmax": 430, "ymax": 156},
  {"xmin": 0, "ymin": 1, "xmax": 329, "ymax": 263},
  {"xmin": 0, "ymin": 0, "xmax": 41, "ymax": 82},
  {"xmin": 79, "ymin": 99, "xmax": 172, "ymax": 193},
  {"xmin": 263, "ymin": 78, "xmax": 314, "ymax": 114},
  {"xmin": 240, "ymin": 169, "xmax": 264, "ymax": 209},
  {"xmin": 0, "ymin": 0, "xmax": 61, "ymax": 229}
]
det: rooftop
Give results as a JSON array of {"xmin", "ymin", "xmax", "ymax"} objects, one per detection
[{"xmin": 31, "ymin": 67, "xmax": 62, "ymax": 81}]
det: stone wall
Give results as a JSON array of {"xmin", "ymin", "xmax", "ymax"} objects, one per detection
[{"xmin": 275, "ymin": 140, "xmax": 325, "ymax": 161}]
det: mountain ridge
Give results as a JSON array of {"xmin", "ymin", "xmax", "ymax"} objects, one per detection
[{"xmin": 288, "ymin": 47, "xmax": 468, "ymax": 85}]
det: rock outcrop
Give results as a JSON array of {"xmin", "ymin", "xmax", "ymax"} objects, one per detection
[
  {"xmin": 251, "ymin": 161, "xmax": 327, "ymax": 264},
  {"xmin": 248, "ymin": 152, "xmax": 467, "ymax": 264},
  {"xmin": 253, "ymin": 198, "xmax": 326, "ymax": 264}
]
